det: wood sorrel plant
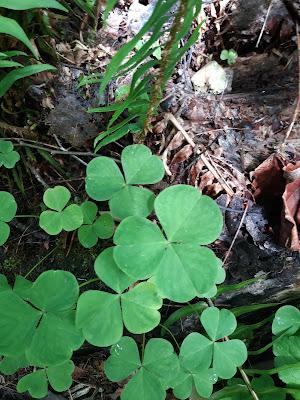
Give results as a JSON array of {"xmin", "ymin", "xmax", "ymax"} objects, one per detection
[{"xmin": 1, "ymin": 144, "xmax": 300, "ymax": 399}]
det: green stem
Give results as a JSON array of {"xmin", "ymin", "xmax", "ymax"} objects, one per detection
[
  {"xmin": 248, "ymin": 332, "xmax": 287, "ymax": 356},
  {"xmin": 244, "ymin": 362, "xmax": 300, "ymax": 376},
  {"xmin": 141, "ymin": 333, "xmax": 146, "ymax": 363},
  {"xmin": 15, "ymin": 214, "xmax": 39, "ymax": 218},
  {"xmin": 79, "ymin": 278, "xmax": 100, "ymax": 288},
  {"xmin": 159, "ymin": 323, "xmax": 180, "ymax": 351},
  {"xmin": 24, "ymin": 246, "xmax": 58, "ymax": 278}
]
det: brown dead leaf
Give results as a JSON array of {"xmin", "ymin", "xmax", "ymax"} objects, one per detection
[
  {"xmin": 279, "ymin": 177, "xmax": 300, "ymax": 250},
  {"xmin": 253, "ymin": 154, "xmax": 300, "ymax": 251},
  {"xmin": 253, "ymin": 154, "xmax": 286, "ymax": 200},
  {"xmin": 207, "ymin": 182, "xmax": 224, "ymax": 197},
  {"xmin": 188, "ymin": 159, "xmax": 205, "ymax": 186},
  {"xmin": 167, "ymin": 131, "xmax": 184, "ymax": 151},
  {"xmin": 279, "ymin": 162, "xmax": 300, "ymax": 251},
  {"xmin": 199, "ymin": 170, "xmax": 214, "ymax": 191},
  {"xmin": 170, "ymin": 144, "xmax": 193, "ymax": 166}
]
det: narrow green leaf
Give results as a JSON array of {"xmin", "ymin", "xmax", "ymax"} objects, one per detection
[
  {"xmin": 0, "ymin": 64, "xmax": 56, "ymax": 97},
  {"xmin": 0, "ymin": 60, "xmax": 23, "ymax": 68},
  {"xmin": 0, "ymin": 16, "xmax": 37, "ymax": 57},
  {"xmin": 0, "ymin": 0, "xmax": 68, "ymax": 11}
]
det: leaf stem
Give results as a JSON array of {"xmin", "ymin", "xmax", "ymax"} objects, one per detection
[
  {"xmin": 141, "ymin": 333, "xmax": 146, "ymax": 363},
  {"xmin": 78, "ymin": 278, "xmax": 100, "ymax": 288},
  {"xmin": 15, "ymin": 214, "xmax": 39, "ymax": 218},
  {"xmin": 159, "ymin": 324, "xmax": 180, "ymax": 351},
  {"xmin": 244, "ymin": 362, "xmax": 300, "ymax": 376},
  {"xmin": 24, "ymin": 246, "xmax": 58, "ymax": 278},
  {"xmin": 248, "ymin": 332, "xmax": 287, "ymax": 356}
]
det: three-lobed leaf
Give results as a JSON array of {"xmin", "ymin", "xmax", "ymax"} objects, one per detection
[
  {"xmin": 0, "ymin": 271, "xmax": 83, "ymax": 366},
  {"xmin": 105, "ymin": 336, "xmax": 179, "ymax": 400},
  {"xmin": 273, "ymin": 335, "xmax": 300, "ymax": 385},
  {"xmin": 175, "ymin": 307, "xmax": 247, "ymax": 399},
  {"xmin": 85, "ymin": 144, "xmax": 164, "ymax": 219},
  {"xmin": 76, "ymin": 281, "xmax": 162, "ymax": 347},
  {"xmin": 39, "ymin": 186, "xmax": 83, "ymax": 235},
  {"xmin": 78, "ymin": 202, "xmax": 114, "ymax": 248},
  {"xmin": 0, "ymin": 140, "xmax": 20, "ymax": 168},
  {"xmin": 113, "ymin": 185, "xmax": 223, "ymax": 302},
  {"xmin": 272, "ymin": 305, "xmax": 300, "ymax": 336},
  {"xmin": 17, "ymin": 360, "xmax": 74, "ymax": 399}
]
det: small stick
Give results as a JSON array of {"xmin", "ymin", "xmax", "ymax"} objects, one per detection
[
  {"xmin": 256, "ymin": 0, "xmax": 273, "ymax": 48},
  {"xmin": 166, "ymin": 112, "xmax": 234, "ymax": 196},
  {"xmin": 0, "ymin": 121, "xmax": 34, "ymax": 138},
  {"xmin": 200, "ymin": 153, "xmax": 234, "ymax": 196},
  {"xmin": 222, "ymin": 200, "xmax": 249, "ymax": 266},
  {"xmin": 166, "ymin": 112, "xmax": 196, "ymax": 146},
  {"xmin": 284, "ymin": 22, "xmax": 300, "ymax": 142},
  {"xmin": 53, "ymin": 134, "xmax": 87, "ymax": 166}
]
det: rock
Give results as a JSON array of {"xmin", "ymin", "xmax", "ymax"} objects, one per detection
[{"xmin": 191, "ymin": 61, "xmax": 232, "ymax": 94}]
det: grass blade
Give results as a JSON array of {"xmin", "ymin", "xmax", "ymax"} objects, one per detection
[{"xmin": 0, "ymin": 64, "xmax": 56, "ymax": 97}]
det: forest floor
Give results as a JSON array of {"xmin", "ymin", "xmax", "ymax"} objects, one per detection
[{"xmin": 0, "ymin": 0, "xmax": 300, "ymax": 399}]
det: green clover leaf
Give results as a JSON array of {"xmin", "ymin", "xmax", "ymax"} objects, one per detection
[
  {"xmin": 177, "ymin": 307, "xmax": 247, "ymax": 398},
  {"xmin": 113, "ymin": 185, "xmax": 223, "ymax": 302},
  {"xmin": 39, "ymin": 186, "xmax": 83, "ymax": 235},
  {"xmin": 76, "ymin": 279, "xmax": 162, "ymax": 347},
  {"xmin": 173, "ymin": 367, "xmax": 217, "ymax": 399},
  {"xmin": 0, "ymin": 274, "xmax": 10, "ymax": 292},
  {"xmin": 94, "ymin": 247, "xmax": 135, "ymax": 293},
  {"xmin": 220, "ymin": 49, "xmax": 238, "ymax": 65},
  {"xmin": 272, "ymin": 305, "xmax": 300, "ymax": 336},
  {"xmin": 104, "ymin": 336, "xmax": 180, "ymax": 400},
  {"xmin": 0, "ymin": 353, "xmax": 28, "ymax": 375},
  {"xmin": 0, "ymin": 270, "xmax": 83, "ymax": 366},
  {"xmin": 17, "ymin": 360, "xmax": 74, "ymax": 399},
  {"xmin": 17, "ymin": 369, "xmax": 48, "ymax": 399},
  {"xmin": 0, "ymin": 191, "xmax": 17, "ymax": 245},
  {"xmin": 0, "ymin": 290, "xmax": 41, "ymax": 357},
  {"xmin": 121, "ymin": 144, "xmax": 164, "ymax": 184},
  {"xmin": 273, "ymin": 335, "xmax": 300, "ymax": 385},
  {"xmin": 76, "ymin": 249, "xmax": 161, "ymax": 346},
  {"xmin": 78, "ymin": 201, "xmax": 114, "ymax": 248},
  {"xmin": 85, "ymin": 144, "xmax": 164, "ymax": 220},
  {"xmin": 0, "ymin": 140, "xmax": 20, "ymax": 169}
]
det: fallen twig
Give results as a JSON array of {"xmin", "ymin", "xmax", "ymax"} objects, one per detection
[
  {"xmin": 256, "ymin": 0, "xmax": 273, "ymax": 48},
  {"xmin": 223, "ymin": 200, "xmax": 249, "ymax": 266},
  {"xmin": 284, "ymin": 22, "xmax": 300, "ymax": 142},
  {"xmin": 166, "ymin": 112, "xmax": 234, "ymax": 196}
]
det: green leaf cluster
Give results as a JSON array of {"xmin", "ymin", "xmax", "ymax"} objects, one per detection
[
  {"xmin": 89, "ymin": 0, "xmax": 202, "ymax": 147},
  {"xmin": 0, "ymin": 270, "xmax": 83, "ymax": 398},
  {"xmin": 220, "ymin": 49, "xmax": 238, "ymax": 65},
  {"xmin": 0, "ymin": 1, "xmax": 67, "ymax": 96}
]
